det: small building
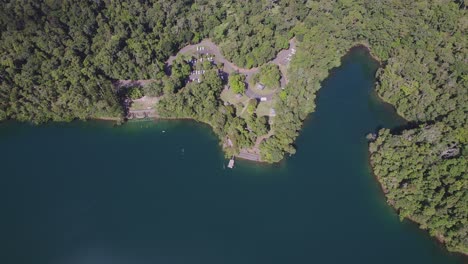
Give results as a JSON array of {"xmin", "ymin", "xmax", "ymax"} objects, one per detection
[
  {"xmin": 256, "ymin": 83, "xmax": 265, "ymax": 90},
  {"xmin": 260, "ymin": 97, "xmax": 267, "ymax": 102}
]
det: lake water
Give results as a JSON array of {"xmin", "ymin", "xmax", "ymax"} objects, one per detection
[{"xmin": 0, "ymin": 49, "xmax": 465, "ymax": 264}]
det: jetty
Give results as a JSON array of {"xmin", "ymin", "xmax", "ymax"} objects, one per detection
[{"xmin": 227, "ymin": 158, "xmax": 235, "ymax": 169}]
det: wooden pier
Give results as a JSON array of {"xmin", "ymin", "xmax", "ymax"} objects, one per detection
[{"xmin": 227, "ymin": 158, "xmax": 235, "ymax": 169}]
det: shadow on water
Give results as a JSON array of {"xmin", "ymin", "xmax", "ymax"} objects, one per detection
[{"xmin": 0, "ymin": 48, "xmax": 465, "ymax": 264}]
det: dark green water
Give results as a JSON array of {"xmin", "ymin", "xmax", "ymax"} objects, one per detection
[{"xmin": 0, "ymin": 49, "xmax": 465, "ymax": 264}]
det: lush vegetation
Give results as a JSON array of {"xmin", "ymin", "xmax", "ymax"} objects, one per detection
[
  {"xmin": 260, "ymin": 1, "xmax": 467, "ymax": 164},
  {"xmin": 157, "ymin": 68, "xmax": 266, "ymax": 156},
  {"xmin": 369, "ymin": 121, "xmax": 467, "ymax": 253},
  {"xmin": 253, "ymin": 64, "xmax": 281, "ymax": 89},
  {"xmin": 157, "ymin": 65, "xmax": 269, "ymax": 155},
  {"xmin": 0, "ymin": 0, "xmax": 223, "ymax": 122},
  {"xmin": 127, "ymin": 87, "xmax": 143, "ymax": 100},
  {"xmin": 256, "ymin": 1, "xmax": 467, "ymax": 253},
  {"xmin": 228, "ymin": 73, "xmax": 246, "ymax": 94},
  {"xmin": 0, "ymin": 0, "xmax": 466, "ymax": 253},
  {"xmin": 212, "ymin": 1, "xmax": 299, "ymax": 68}
]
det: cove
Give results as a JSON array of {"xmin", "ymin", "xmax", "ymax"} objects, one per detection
[{"xmin": 0, "ymin": 49, "xmax": 464, "ymax": 264}]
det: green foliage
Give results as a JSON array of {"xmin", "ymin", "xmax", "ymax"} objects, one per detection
[
  {"xmin": 0, "ymin": 0, "xmax": 466, "ymax": 254},
  {"xmin": 144, "ymin": 81, "xmax": 164, "ymax": 97},
  {"xmin": 0, "ymin": 0, "xmax": 222, "ymax": 122},
  {"xmin": 157, "ymin": 70, "xmax": 224, "ymax": 127},
  {"xmin": 128, "ymin": 87, "xmax": 143, "ymax": 100},
  {"xmin": 246, "ymin": 99, "xmax": 258, "ymax": 115},
  {"xmin": 157, "ymin": 70, "xmax": 253, "ymax": 154},
  {"xmin": 229, "ymin": 73, "xmax": 246, "ymax": 94},
  {"xmin": 171, "ymin": 57, "xmax": 192, "ymax": 86},
  {"xmin": 255, "ymin": 64, "xmax": 281, "ymax": 89},
  {"xmin": 253, "ymin": 3, "xmax": 468, "ymax": 254},
  {"xmin": 214, "ymin": 1, "xmax": 299, "ymax": 68},
  {"xmin": 370, "ymin": 122, "xmax": 467, "ymax": 254},
  {"xmin": 252, "ymin": 116, "xmax": 269, "ymax": 136},
  {"xmin": 279, "ymin": 90, "xmax": 288, "ymax": 101}
]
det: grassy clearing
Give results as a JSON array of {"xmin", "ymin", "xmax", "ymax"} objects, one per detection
[
  {"xmin": 220, "ymin": 88, "xmax": 250, "ymax": 105},
  {"xmin": 248, "ymin": 80, "xmax": 279, "ymax": 96},
  {"xmin": 256, "ymin": 100, "xmax": 276, "ymax": 117},
  {"xmin": 129, "ymin": 96, "xmax": 159, "ymax": 111}
]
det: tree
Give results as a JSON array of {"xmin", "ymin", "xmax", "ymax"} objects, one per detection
[
  {"xmin": 229, "ymin": 73, "xmax": 246, "ymax": 94},
  {"xmin": 257, "ymin": 63, "xmax": 281, "ymax": 88},
  {"xmin": 128, "ymin": 87, "xmax": 143, "ymax": 100}
]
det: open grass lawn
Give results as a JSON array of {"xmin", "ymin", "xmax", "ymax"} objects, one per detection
[
  {"xmin": 129, "ymin": 96, "xmax": 159, "ymax": 111},
  {"xmin": 256, "ymin": 99, "xmax": 276, "ymax": 117},
  {"xmin": 220, "ymin": 88, "xmax": 250, "ymax": 105},
  {"xmin": 130, "ymin": 101, "xmax": 147, "ymax": 110},
  {"xmin": 235, "ymin": 104, "xmax": 245, "ymax": 117},
  {"xmin": 248, "ymin": 81, "xmax": 279, "ymax": 96}
]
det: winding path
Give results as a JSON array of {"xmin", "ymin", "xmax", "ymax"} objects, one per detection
[
  {"xmin": 166, "ymin": 38, "xmax": 297, "ymax": 101},
  {"xmin": 117, "ymin": 38, "xmax": 296, "ymax": 98}
]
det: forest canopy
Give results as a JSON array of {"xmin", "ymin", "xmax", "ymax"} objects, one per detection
[{"xmin": 0, "ymin": 0, "xmax": 466, "ymax": 254}]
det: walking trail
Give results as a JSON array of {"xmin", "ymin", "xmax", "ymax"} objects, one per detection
[
  {"xmin": 166, "ymin": 38, "xmax": 296, "ymax": 100},
  {"xmin": 117, "ymin": 38, "xmax": 296, "ymax": 100}
]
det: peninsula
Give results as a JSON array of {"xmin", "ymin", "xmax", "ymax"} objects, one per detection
[{"xmin": 118, "ymin": 38, "xmax": 295, "ymax": 162}]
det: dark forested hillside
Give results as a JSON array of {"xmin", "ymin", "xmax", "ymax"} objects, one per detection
[
  {"xmin": 255, "ymin": 0, "xmax": 467, "ymax": 253},
  {"xmin": 0, "ymin": 0, "xmax": 302, "ymax": 122},
  {"xmin": 0, "ymin": 0, "xmax": 223, "ymax": 122},
  {"xmin": 370, "ymin": 121, "xmax": 467, "ymax": 254},
  {"xmin": 0, "ymin": 0, "xmax": 466, "ymax": 254},
  {"xmin": 261, "ymin": 0, "xmax": 467, "ymax": 164},
  {"xmin": 213, "ymin": 1, "xmax": 300, "ymax": 68}
]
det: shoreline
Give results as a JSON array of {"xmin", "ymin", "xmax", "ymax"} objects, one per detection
[
  {"xmin": 368, "ymin": 152, "xmax": 468, "ymax": 258},
  {"xmin": 5, "ymin": 42, "xmax": 465, "ymax": 257},
  {"xmin": 350, "ymin": 43, "xmax": 410, "ymax": 122},
  {"xmin": 93, "ymin": 116, "xmax": 121, "ymax": 121},
  {"xmin": 359, "ymin": 44, "xmax": 466, "ymax": 256},
  {"xmin": 101, "ymin": 42, "xmax": 405, "ymax": 165},
  {"xmin": 351, "ymin": 42, "xmax": 383, "ymax": 66}
]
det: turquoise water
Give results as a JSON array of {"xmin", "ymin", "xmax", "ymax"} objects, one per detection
[{"xmin": 0, "ymin": 49, "xmax": 464, "ymax": 264}]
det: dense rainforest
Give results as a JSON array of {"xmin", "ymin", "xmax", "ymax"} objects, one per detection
[
  {"xmin": 0, "ymin": 0, "xmax": 222, "ymax": 121},
  {"xmin": 0, "ymin": 0, "xmax": 466, "ymax": 255}
]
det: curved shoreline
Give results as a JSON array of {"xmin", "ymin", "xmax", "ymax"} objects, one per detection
[
  {"xmin": 120, "ymin": 41, "xmax": 467, "ymax": 257},
  {"xmin": 104, "ymin": 42, "xmax": 405, "ymax": 162},
  {"xmin": 355, "ymin": 44, "xmax": 466, "ymax": 257},
  {"xmin": 367, "ymin": 158, "xmax": 468, "ymax": 258}
]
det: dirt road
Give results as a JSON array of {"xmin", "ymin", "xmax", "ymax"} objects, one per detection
[
  {"xmin": 166, "ymin": 38, "xmax": 296, "ymax": 101},
  {"xmin": 118, "ymin": 38, "xmax": 296, "ymax": 103}
]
